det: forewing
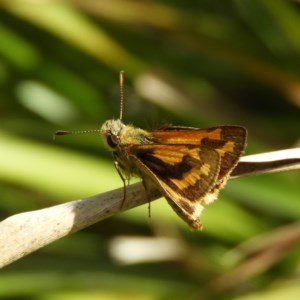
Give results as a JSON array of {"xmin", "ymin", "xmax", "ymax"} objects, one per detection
[{"xmin": 150, "ymin": 126, "xmax": 247, "ymax": 182}]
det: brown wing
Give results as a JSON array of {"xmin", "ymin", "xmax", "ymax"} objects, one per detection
[
  {"xmin": 150, "ymin": 126, "xmax": 247, "ymax": 185},
  {"xmin": 129, "ymin": 126, "xmax": 247, "ymax": 229},
  {"xmin": 128, "ymin": 144, "xmax": 220, "ymax": 230}
]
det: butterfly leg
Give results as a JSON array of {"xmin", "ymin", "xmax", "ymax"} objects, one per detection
[
  {"xmin": 113, "ymin": 159, "xmax": 127, "ymax": 209},
  {"xmin": 140, "ymin": 176, "xmax": 162, "ymax": 219},
  {"xmin": 141, "ymin": 178, "xmax": 154, "ymax": 218}
]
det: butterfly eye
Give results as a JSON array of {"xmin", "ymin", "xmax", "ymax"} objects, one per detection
[{"xmin": 106, "ymin": 133, "xmax": 119, "ymax": 148}]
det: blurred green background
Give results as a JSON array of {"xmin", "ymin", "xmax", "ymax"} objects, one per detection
[{"xmin": 0, "ymin": 0, "xmax": 299, "ymax": 299}]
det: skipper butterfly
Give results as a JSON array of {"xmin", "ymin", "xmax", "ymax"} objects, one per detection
[{"xmin": 55, "ymin": 71, "xmax": 247, "ymax": 230}]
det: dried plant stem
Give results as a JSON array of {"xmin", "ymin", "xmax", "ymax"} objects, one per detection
[
  {"xmin": 0, "ymin": 148, "xmax": 299, "ymax": 268},
  {"xmin": 231, "ymin": 148, "xmax": 300, "ymax": 178}
]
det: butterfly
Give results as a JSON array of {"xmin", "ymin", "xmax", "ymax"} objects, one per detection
[{"xmin": 56, "ymin": 71, "xmax": 247, "ymax": 230}]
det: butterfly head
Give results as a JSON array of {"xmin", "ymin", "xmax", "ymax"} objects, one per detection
[{"xmin": 100, "ymin": 119, "xmax": 125, "ymax": 149}]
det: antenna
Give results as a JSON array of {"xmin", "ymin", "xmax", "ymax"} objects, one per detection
[
  {"xmin": 119, "ymin": 70, "xmax": 124, "ymax": 120},
  {"xmin": 54, "ymin": 70, "xmax": 125, "ymax": 139},
  {"xmin": 53, "ymin": 129, "xmax": 100, "ymax": 140}
]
